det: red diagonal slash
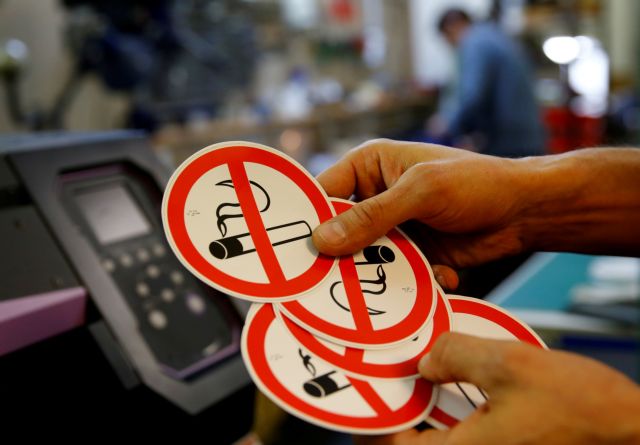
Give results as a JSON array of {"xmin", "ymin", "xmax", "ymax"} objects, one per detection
[
  {"xmin": 342, "ymin": 338, "xmax": 392, "ymax": 414},
  {"xmin": 338, "ymin": 257, "xmax": 375, "ymax": 334},
  {"xmin": 429, "ymin": 406, "xmax": 459, "ymax": 427},
  {"xmin": 228, "ymin": 161, "xmax": 287, "ymax": 284},
  {"xmin": 348, "ymin": 378, "xmax": 393, "ymax": 416}
]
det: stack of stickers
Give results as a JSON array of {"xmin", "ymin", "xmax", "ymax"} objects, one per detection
[{"xmin": 162, "ymin": 141, "xmax": 547, "ymax": 435}]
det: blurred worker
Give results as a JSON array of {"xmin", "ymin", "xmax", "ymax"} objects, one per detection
[
  {"xmin": 430, "ymin": 9, "xmax": 545, "ymax": 158},
  {"xmin": 312, "ymin": 139, "xmax": 640, "ymax": 445}
]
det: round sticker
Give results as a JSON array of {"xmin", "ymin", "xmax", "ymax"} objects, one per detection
[
  {"xmin": 427, "ymin": 295, "xmax": 547, "ymax": 430},
  {"xmin": 162, "ymin": 141, "xmax": 337, "ymax": 301},
  {"xmin": 242, "ymin": 304, "xmax": 438, "ymax": 435},
  {"xmin": 277, "ymin": 289, "xmax": 451, "ymax": 380},
  {"xmin": 278, "ymin": 199, "xmax": 437, "ymax": 349}
]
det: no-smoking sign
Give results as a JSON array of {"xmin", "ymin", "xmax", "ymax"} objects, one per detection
[
  {"xmin": 161, "ymin": 140, "xmax": 548, "ymax": 435},
  {"xmin": 278, "ymin": 199, "xmax": 437, "ymax": 349},
  {"xmin": 427, "ymin": 295, "xmax": 547, "ymax": 430},
  {"xmin": 276, "ymin": 289, "xmax": 451, "ymax": 380},
  {"xmin": 242, "ymin": 304, "xmax": 437, "ymax": 434},
  {"xmin": 162, "ymin": 141, "xmax": 337, "ymax": 301}
]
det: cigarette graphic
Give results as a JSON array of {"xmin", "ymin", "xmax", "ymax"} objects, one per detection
[
  {"xmin": 354, "ymin": 245, "xmax": 395, "ymax": 265},
  {"xmin": 209, "ymin": 220, "xmax": 312, "ymax": 260},
  {"xmin": 330, "ymin": 264, "xmax": 389, "ymax": 316},
  {"xmin": 303, "ymin": 371, "xmax": 351, "ymax": 398}
]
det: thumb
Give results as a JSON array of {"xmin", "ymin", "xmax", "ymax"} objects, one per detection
[
  {"xmin": 418, "ymin": 332, "xmax": 516, "ymax": 392},
  {"xmin": 312, "ymin": 188, "xmax": 413, "ymax": 256}
]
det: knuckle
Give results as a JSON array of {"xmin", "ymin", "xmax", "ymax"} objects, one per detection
[
  {"xmin": 497, "ymin": 342, "xmax": 535, "ymax": 382},
  {"xmin": 349, "ymin": 138, "xmax": 393, "ymax": 157},
  {"xmin": 405, "ymin": 164, "xmax": 429, "ymax": 185},
  {"xmin": 419, "ymin": 163, "xmax": 456, "ymax": 203},
  {"xmin": 394, "ymin": 166, "xmax": 426, "ymax": 201},
  {"xmin": 405, "ymin": 163, "xmax": 438, "ymax": 191},
  {"xmin": 430, "ymin": 332, "xmax": 458, "ymax": 374},
  {"xmin": 364, "ymin": 137, "xmax": 393, "ymax": 148},
  {"xmin": 350, "ymin": 197, "xmax": 385, "ymax": 228}
]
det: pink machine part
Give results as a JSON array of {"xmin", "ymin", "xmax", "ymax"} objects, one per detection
[{"xmin": 0, "ymin": 287, "xmax": 87, "ymax": 356}]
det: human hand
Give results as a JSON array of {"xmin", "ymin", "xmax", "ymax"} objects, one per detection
[
  {"xmin": 312, "ymin": 139, "xmax": 530, "ymax": 273},
  {"xmin": 355, "ymin": 332, "xmax": 640, "ymax": 445},
  {"xmin": 313, "ymin": 140, "xmax": 640, "ymax": 267}
]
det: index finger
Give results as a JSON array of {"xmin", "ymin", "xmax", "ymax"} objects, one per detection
[
  {"xmin": 419, "ymin": 332, "xmax": 525, "ymax": 392},
  {"xmin": 316, "ymin": 156, "xmax": 357, "ymax": 199}
]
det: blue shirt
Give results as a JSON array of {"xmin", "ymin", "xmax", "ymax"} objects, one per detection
[{"xmin": 447, "ymin": 23, "xmax": 545, "ymax": 157}]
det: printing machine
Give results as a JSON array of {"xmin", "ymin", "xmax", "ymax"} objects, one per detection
[{"xmin": 0, "ymin": 131, "xmax": 254, "ymax": 439}]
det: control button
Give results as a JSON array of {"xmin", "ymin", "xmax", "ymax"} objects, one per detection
[
  {"xmin": 148, "ymin": 310, "xmax": 167, "ymax": 330},
  {"xmin": 186, "ymin": 293, "xmax": 206, "ymax": 315},
  {"xmin": 102, "ymin": 258, "xmax": 116, "ymax": 273},
  {"xmin": 152, "ymin": 243, "xmax": 166, "ymax": 257},
  {"xmin": 135, "ymin": 282, "xmax": 150, "ymax": 297},
  {"xmin": 202, "ymin": 341, "xmax": 220, "ymax": 356},
  {"xmin": 146, "ymin": 264, "xmax": 161, "ymax": 279},
  {"xmin": 119, "ymin": 253, "xmax": 134, "ymax": 268},
  {"xmin": 136, "ymin": 248, "xmax": 150, "ymax": 262},
  {"xmin": 160, "ymin": 288, "xmax": 175, "ymax": 303},
  {"xmin": 170, "ymin": 270, "xmax": 184, "ymax": 285}
]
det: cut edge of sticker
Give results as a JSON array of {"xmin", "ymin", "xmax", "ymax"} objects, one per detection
[
  {"xmin": 161, "ymin": 140, "xmax": 339, "ymax": 302},
  {"xmin": 241, "ymin": 303, "xmax": 438, "ymax": 435}
]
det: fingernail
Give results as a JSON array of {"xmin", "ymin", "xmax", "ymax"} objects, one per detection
[
  {"xmin": 418, "ymin": 353, "xmax": 431, "ymax": 373},
  {"xmin": 434, "ymin": 271, "xmax": 446, "ymax": 289},
  {"xmin": 316, "ymin": 221, "xmax": 347, "ymax": 246}
]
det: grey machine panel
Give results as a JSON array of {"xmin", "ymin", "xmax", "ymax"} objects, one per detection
[{"xmin": 5, "ymin": 133, "xmax": 251, "ymax": 414}]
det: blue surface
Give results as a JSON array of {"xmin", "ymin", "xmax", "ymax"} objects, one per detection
[
  {"xmin": 486, "ymin": 253, "xmax": 640, "ymax": 382},
  {"xmin": 486, "ymin": 253, "xmax": 596, "ymax": 311}
]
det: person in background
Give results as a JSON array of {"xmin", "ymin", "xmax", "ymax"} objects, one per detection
[
  {"xmin": 429, "ymin": 9, "xmax": 545, "ymax": 158},
  {"xmin": 312, "ymin": 139, "xmax": 640, "ymax": 445}
]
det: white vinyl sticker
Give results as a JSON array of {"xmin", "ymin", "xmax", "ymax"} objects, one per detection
[
  {"xmin": 427, "ymin": 295, "xmax": 547, "ymax": 430},
  {"xmin": 277, "ymin": 289, "xmax": 451, "ymax": 380},
  {"xmin": 242, "ymin": 304, "xmax": 438, "ymax": 435},
  {"xmin": 277, "ymin": 199, "xmax": 437, "ymax": 349},
  {"xmin": 162, "ymin": 141, "xmax": 337, "ymax": 302}
]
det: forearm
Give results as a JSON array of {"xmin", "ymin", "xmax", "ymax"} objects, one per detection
[{"xmin": 514, "ymin": 147, "xmax": 640, "ymax": 256}]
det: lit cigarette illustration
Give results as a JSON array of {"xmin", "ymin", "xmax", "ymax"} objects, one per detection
[
  {"xmin": 299, "ymin": 348, "xmax": 351, "ymax": 398},
  {"xmin": 209, "ymin": 220, "xmax": 312, "ymax": 260},
  {"xmin": 303, "ymin": 371, "xmax": 351, "ymax": 398},
  {"xmin": 354, "ymin": 245, "xmax": 395, "ymax": 265},
  {"xmin": 330, "ymin": 245, "xmax": 396, "ymax": 316},
  {"xmin": 330, "ymin": 264, "xmax": 388, "ymax": 316}
]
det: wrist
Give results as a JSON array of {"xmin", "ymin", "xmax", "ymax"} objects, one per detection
[
  {"xmin": 509, "ymin": 152, "xmax": 592, "ymax": 253},
  {"xmin": 510, "ymin": 148, "xmax": 640, "ymax": 255}
]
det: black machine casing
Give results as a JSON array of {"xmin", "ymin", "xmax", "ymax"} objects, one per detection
[{"xmin": 0, "ymin": 132, "xmax": 253, "ymax": 437}]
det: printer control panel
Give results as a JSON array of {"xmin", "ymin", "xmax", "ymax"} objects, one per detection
[{"xmin": 62, "ymin": 165, "xmax": 239, "ymax": 380}]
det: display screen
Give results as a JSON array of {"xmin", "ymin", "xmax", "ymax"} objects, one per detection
[{"xmin": 75, "ymin": 183, "xmax": 152, "ymax": 245}]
